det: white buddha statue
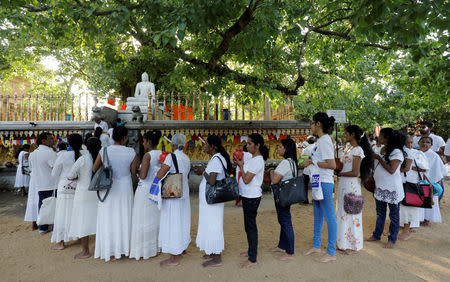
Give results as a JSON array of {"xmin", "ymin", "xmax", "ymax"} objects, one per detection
[{"xmin": 125, "ymin": 72, "xmax": 156, "ymax": 119}]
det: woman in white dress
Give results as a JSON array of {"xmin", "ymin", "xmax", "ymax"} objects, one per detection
[
  {"xmin": 419, "ymin": 136, "xmax": 446, "ymax": 225},
  {"xmin": 336, "ymin": 125, "xmax": 373, "ymax": 254},
  {"xmin": 93, "ymin": 126, "xmax": 138, "ymax": 262},
  {"xmin": 193, "ymin": 135, "xmax": 232, "ymax": 267},
  {"xmin": 67, "ymin": 137, "xmax": 101, "ymax": 259},
  {"xmin": 156, "ymin": 133, "xmax": 191, "ymax": 267},
  {"xmin": 398, "ymin": 136, "xmax": 429, "ymax": 240},
  {"xmin": 15, "ymin": 145, "xmax": 31, "ymax": 197},
  {"xmin": 51, "ymin": 134, "xmax": 85, "ymax": 250},
  {"xmin": 368, "ymin": 128, "xmax": 406, "ymax": 249},
  {"xmin": 130, "ymin": 130, "xmax": 162, "ymax": 260}
]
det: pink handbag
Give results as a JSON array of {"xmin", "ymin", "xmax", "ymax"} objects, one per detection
[{"xmin": 344, "ymin": 193, "xmax": 364, "ymax": 214}]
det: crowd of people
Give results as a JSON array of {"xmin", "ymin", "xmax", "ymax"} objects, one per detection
[{"xmin": 14, "ymin": 113, "xmax": 448, "ymax": 268}]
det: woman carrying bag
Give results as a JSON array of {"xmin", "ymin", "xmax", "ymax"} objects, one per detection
[
  {"xmin": 268, "ymin": 138, "xmax": 298, "ymax": 261},
  {"xmin": 156, "ymin": 133, "xmax": 191, "ymax": 267},
  {"xmin": 398, "ymin": 136, "xmax": 429, "ymax": 240},
  {"xmin": 335, "ymin": 125, "xmax": 373, "ymax": 254},
  {"xmin": 129, "ymin": 130, "xmax": 163, "ymax": 260},
  {"xmin": 51, "ymin": 134, "xmax": 85, "ymax": 250},
  {"xmin": 302, "ymin": 112, "xmax": 337, "ymax": 263},
  {"xmin": 194, "ymin": 135, "xmax": 232, "ymax": 267},
  {"xmin": 93, "ymin": 126, "xmax": 138, "ymax": 262}
]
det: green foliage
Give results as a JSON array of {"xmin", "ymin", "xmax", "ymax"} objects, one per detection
[{"xmin": 0, "ymin": 0, "xmax": 448, "ymax": 132}]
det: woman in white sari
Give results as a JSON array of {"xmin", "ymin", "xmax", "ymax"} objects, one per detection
[{"xmin": 156, "ymin": 134, "xmax": 191, "ymax": 267}]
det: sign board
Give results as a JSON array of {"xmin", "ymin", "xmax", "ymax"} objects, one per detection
[{"xmin": 326, "ymin": 110, "xmax": 346, "ymax": 123}]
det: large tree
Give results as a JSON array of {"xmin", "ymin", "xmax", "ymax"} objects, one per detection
[{"xmin": 1, "ymin": 0, "xmax": 449, "ymax": 133}]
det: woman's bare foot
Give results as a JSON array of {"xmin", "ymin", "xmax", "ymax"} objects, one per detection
[
  {"xmin": 384, "ymin": 242, "xmax": 395, "ymax": 249},
  {"xmin": 303, "ymin": 247, "xmax": 321, "ymax": 256},
  {"xmin": 239, "ymin": 260, "xmax": 257, "ymax": 268},
  {"xmin": 109, "ymin": 256, "xmax": 118, "ymax": 262},
  {"xmin": 422, "ymin": 220, "xmax": 430, "ymax": 226},
  {"xmin": 383, "ymin": 231, "xmax": 390, "ymax": 236},
  {"xmin": 160, "ymin": 256, "xmax": 179, "ymax": 267},
  {"xmin": 315, "ymin": 254, "xmax": 336, "ymax": 263},
  {"xmin": 32, "ymin": 222, "xmax": 38, "ymax": 231},
  {"xmin": 365, "ymin": 236, "xmax": 378, "ymax": 242},
  {"xmin": 74, "ymin": 251, "xmax": 91, "ymax": 259},
  {"xmin": 52, "ymin": 242, "xmax": 65, "ymax": 250},
  {"xmin": 398, "ymin": 231, "xmax": 411, "ymax": 241},
  {"xmin": 202, "ymin": 254, "xmax": 212, "ymax": 259},
  {"xmin": 269, "ymin": 247, "xmax": 285, "ymax": 253},
  {"xmin": 239, "ymin": 251, "xmax": 248, "ymax": 257},
  {"xmin": 338, "ymin": 249, "xmax": 349, "ymax": 255},
  {"xmin": 410, "ymin": 228, "xmax": 418, "ymax": 233},
  {"xmin": 202, "ymin": 255, "xmax": 222, "ymax": 267},
  {"xmin": 276, "ymin": 254, "xmax": 294, "ymax": 261}
]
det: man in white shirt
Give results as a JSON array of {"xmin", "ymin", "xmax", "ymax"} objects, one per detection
[
  {"xmin": 93, "ymin": 117, "xmax": 109, "ymax": 133},
  {"xmin": 413, "ymin": 121, "xmax": 445, "ymax": 155},
  {"xmin": 29, "ymin": 132, "xmax": 57, "ymax": 234}
]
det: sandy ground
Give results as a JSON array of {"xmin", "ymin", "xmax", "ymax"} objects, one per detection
[{"xmin": 0, "ymin": 183, "xmax": 449, "ymax": 282}]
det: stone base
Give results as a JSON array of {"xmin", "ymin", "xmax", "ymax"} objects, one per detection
[{"xmin": 117, "ymin": 110, "xmax": 148, "ymax": 122}]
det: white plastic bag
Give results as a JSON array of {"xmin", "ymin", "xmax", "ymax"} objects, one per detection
[
  {"xmin": 36, "ymin": 191, "xmax": 56, "ymax": 225},
  {"xmin": 310, "ymin": 165, "xmax": 324, "ymax": 201},
  {"xmin": 149, "ymin": 176, "xmax": 162, "ymax": 210}
]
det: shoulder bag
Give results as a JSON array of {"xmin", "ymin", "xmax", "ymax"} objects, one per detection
[
  {"xmin": 402, "ymin": 160, "xmax": 433, "ymax": 209},
  {"xmin": 161, "ymin": 153, "xmax": 183, "ymax": 198},
  {"xmin": 88, "ymin": 147, "xmax": 113, "ymax": 202},
  {"xmin": 271, "ymin": 159, "xmax": 307, "ymax": 207},
  {"xmin": 21, "ymin": 153, "xmax": 30, "ymax": 175},
  {"xmin": 363, "ymin": 162, "xmax": 379, "ymax": 193},
  {"xmin": 36, "ymin": 190, "xmax": 56, "ymax": 225},
  {"xmin": 205, "ymin": 156, "xmax": 239, "ymax": 204}
]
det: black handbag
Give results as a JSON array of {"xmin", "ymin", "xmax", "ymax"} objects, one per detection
[
  {"xmin": 205, "ymin": 156, "xmax": 239, "ymax": 204},
  {"xmin": 88, "ymin": 147, "xmax": 113, "ymax": 202},
  {"xmin": 401, "ymin": 160, "xmax": 433, "ymax": 209},
  {"xmin": 271, "ymin": 159, "xmax": 307, "ymax": 208}
]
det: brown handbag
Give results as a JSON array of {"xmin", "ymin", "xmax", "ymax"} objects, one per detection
[
  {"xmin": 363, "ymin": 163, "xmax": 379, "ymax": 193},
  {"xmin": 161, "ymin": 153, "xmax": 183, "ymax": 198}
]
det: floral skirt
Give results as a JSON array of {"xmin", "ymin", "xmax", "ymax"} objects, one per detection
[{"xmin": 336, "ymin": 177, "xmax": 363, "ymax": 251}]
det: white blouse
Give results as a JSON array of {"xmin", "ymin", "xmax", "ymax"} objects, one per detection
[{"xmin": 374, "ymin": 149, "xmax": 405, "ymax": 204}]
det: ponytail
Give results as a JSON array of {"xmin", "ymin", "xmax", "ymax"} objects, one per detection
[
  {"xmin": 345, "ymin": 125, "xmax": 373, "ymax": 181},
  {"xmin": 206, "ymin": 135, "xmax": 232, "ymax": 174},
  {"xmin": 68, "ymin": 133, "xmax": 83, "ymax": 161},
  {"xmin": 312, "ymin": 112, "xmax": 335, "ymax": 134},
  {"xmin": 248, "ymin": 133, "xmax": 269, "ymax": 161}
]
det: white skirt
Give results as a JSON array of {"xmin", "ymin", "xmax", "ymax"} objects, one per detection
[
  {"xmin": 51, "ymin": 193, "xmax": 76, "ymax": 243},
  {"xmin": 14, "ymin": 165, "xmax": 30, "ymax": 187},
  {"xmin": 424, "ymin": 196, "xmax": 442, "ymax": 223},
  {"xmin": 196, "ymin": 181, "xmax": 224, "ymax": 255},
  {"xmin": 399, "ymin": 204, "xmax": 419, "ymax": 226},
  {"xmin": 69, "ymin": 185, "xmax": 98, "ymax": 238},
  {"xmin": 94, "ymin": 180, "xmax": 133, "ymax": 262},
  {"xmin": 129, "ymin": 183, "xmax": 160, "ymax": 260},
  {"xmin": 158, "ymin": 197, "xmax": 191, "ymax": 255},
  {"xmin": 24, "ymin": 183, "xmax": 39, "ymax": 222},
  {"xmin": 336, "ymin": 177, "xmax": 363, "ymax": 251}
]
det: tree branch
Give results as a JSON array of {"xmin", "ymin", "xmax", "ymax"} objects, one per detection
[
  {"xmin": 207, "ymin": 0, "xmax": 262, "ymax": 70},
  {"xmin": 23, "ymin": 4, "xmax": 51, "ymax": 12},
  {"xmin": 170, "ymin": 46, "xmax": 296, "ymax": 95},
  {"xmin": 294, "ymin": 31, "xmax": 309, "ymax": 92}
]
